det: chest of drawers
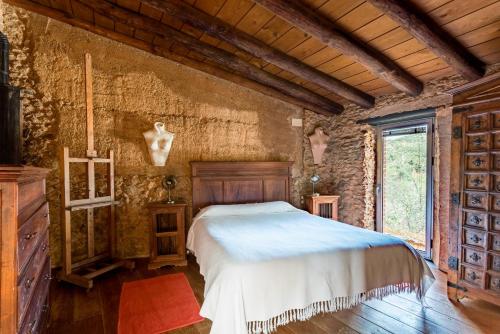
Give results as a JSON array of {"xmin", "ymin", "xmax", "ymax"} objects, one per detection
[{"xmin": 0, "ymin": 166, "xmax": 51, "ymax": 334}]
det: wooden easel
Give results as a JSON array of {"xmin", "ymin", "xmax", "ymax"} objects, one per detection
[{"xmin": 58, "ymin": 53, "xmax": 134, "ymax": 290}]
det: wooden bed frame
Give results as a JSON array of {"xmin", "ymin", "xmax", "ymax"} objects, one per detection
[{"xmin": 191, "ymin": 161, "xmax": 293, "ymax": 214}]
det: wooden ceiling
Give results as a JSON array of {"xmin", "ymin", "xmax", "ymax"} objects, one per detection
[{"xmin": 5, "ymin": 0, "xmax": 500, "ymax": 115}]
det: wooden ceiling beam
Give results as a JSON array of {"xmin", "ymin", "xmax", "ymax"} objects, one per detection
[
  {"xmin": 4, "ymin": 0, "xmax": 342, "ymax": 115},
  {"xmin": 366, "ymin": 0, "xmax": 485, "ymax": 81},
  {"xmin": 80, "ymin": 0, "xmax": 342, "ymax": 115},
  {"xmin": 141, "ymin": 0, "xmax": 374, "ymax": 108},
  {"xmin": 252, "ymin": 0, "xmax": 423, "ymax": 97}
]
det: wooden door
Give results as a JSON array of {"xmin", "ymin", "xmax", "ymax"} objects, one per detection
[{"xmin": 448, "ymin": 104, "xmax": 500, "ymax": 305}]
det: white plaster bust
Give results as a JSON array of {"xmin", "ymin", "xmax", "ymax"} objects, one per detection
[
  {"xmin": 143, "ymin": 122, "xmax": 174, "ymax": 166},
  {"xmin": 309, "ymin": 127, "xmax": 329, "ymax": 165}
]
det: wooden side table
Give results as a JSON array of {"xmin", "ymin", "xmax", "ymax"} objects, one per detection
[
  {"xmin": 305, "ymin": 195, "xmax": 340, "ymax": 221},
  {"xmin": 147, "ymin": 201, "xmax": 187, "ymax": 269}
]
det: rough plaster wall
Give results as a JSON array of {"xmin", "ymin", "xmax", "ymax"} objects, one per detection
[{"xmin": 2, "ymin": 5, "xmax": 306, "ymax": 264}]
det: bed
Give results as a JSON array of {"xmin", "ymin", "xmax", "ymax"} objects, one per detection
[{"xmin": 188, "ymin": 161, "xmax": 434, "ymax": 334}]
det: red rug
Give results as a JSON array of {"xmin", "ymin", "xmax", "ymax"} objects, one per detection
[{"xmin": 118, "ymin": 273, "xmax": 204, "ymax": 334}]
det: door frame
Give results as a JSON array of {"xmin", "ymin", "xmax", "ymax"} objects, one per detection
[{"xmin": 375, "ymin": 117, "xmax": 435, "ymax": 259}]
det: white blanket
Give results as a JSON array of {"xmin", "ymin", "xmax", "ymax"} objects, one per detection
[{"xmin": 187, "ymin": 201, "xmax": 434, "ymax": 334}]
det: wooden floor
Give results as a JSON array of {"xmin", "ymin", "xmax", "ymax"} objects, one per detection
[{"xmin": 47, "ymin": 256, "xmax": 500, "ymax": 334}]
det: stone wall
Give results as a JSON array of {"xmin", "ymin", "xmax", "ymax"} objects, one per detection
[{"xmin": 1, "ymin": 4, "xmax": 306, "ymax": 265}]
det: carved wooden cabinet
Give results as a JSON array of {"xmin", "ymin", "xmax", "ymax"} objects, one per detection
[
  {"xmin": 305, "ymin": 195, "xmax": 340, "ymax": 220},
  {"xmin": 448, "ymin": 72, "xmax": 500, "ymax": 306},
  {"xmin": 147, "ymin": 201, "xmax": 187, "ymax": 269},
  {"xmin": 0, "ymin": 166, "xmax": 51, "ymax": 334}
]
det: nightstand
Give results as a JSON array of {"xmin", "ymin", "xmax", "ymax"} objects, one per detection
[
  {"xmin": 305, "ymin": 195, "xmax": 340, "ymax": 220},
  {"xmin": 147, "ymin": 201, "xmax": 187, "ymax": 269}
]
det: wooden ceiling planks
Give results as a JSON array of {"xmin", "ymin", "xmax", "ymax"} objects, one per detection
[{"xmin": 5, "ymin": 0, "xmax": 500, "ymax": 109}]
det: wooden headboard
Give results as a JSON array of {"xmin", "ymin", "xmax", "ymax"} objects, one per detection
[{"xmin": 191, "ymin": 161, "xmax": 293, "ymax": 214}]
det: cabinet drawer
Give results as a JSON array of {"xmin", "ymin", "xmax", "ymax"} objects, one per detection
[
  {"xmin": 465, "ymin": 154, "xmax": 489, "ymax": 172},
  {"xmin": 465, "ymin": 174, "xmax": 489, "ymax": 191},
  {"xmin": 490, "ymin": 254, "xmax": 500, "ymax": 272},
  {"xmin": 463, "ymin": 228, "xmax": 487, "ymax": 249},
  {"xmin": 462, "ymin": 247, "xmax": 486, "ymax": 267},
  {"xmin": 461, "ymin": 266, "xmax": 484, "ymax": 287},
  {"xmin": 18, "ymin": 179, "xmax": 45, "ymax": 221},
  {"xmin": 463, "ymin": 210, "xmax": 487, "ymax": 229},
  {"xmin": 466, "ymin": 133, "xmax": 489, "ymax": 151},
  {"xmin": 18, "ymin": 231, "xmax": 50, "ymax": 322},
  {"xmin": 466, "ymin": 112, "xmax": 489, "ymax": 132},
  {"xmin": 18, "ymin": 258, "xmax": 50, "ymax": 334},
  {"xmin": 18, "ymin": 202, "xmax": 49, "ymax": 273},
  {"xmin": 487, "ymin": 274, "xmax": 500, "ymax": 293},
  {"xmin": 464, "ymin": 192, "xmax": 487, "ymax": 210},
  {"xmin": 490, "ymin": 233, "xmax": 500, "ymax": 251}
]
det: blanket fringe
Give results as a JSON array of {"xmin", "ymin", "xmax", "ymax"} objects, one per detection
[{"xmin": 247, "ymin": 282, "xmax": 417, "ymax": 334}]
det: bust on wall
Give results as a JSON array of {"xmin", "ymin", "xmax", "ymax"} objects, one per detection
[
  {"xmin": 143, "ymin": 122, "xmax": 175, "ymax": 166},
  {"xmin": 308, "ymin": 127, "xmax": 329, "ymax": 165}
]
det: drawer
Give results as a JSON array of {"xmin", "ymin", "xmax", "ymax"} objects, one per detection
[
  {"xmin": 18, "ymin": 231, "xmax": 50, "ymax": 322},
  {"xmin": 487, "ymin": 274, "xmax": 500, "ymax": 293},
  {"xmin": 466, "ymin": 112, "xmax": 489, "ymax": 132},
  {"xmin": 490, "ymin": 233, "xmax": 500, "ymax": 251},
  {"xmin": 465, "ymin": 154, "xmax": 489, "ymax": 172},
  {"xmin": 489, "ymin": 254, "xmax": 500, "ymax": 272},
  {"xmin": 492, "ymin": 131, "xmax": 500, "ymax": 150},
  {"xmin": 18, "ymin": 258, "xmax": 50, "ymax": 334},
  {"xmin": 464, "ymin": 173, "xmax": 489, "ymax": 191},
  {"xmin": 464, "ymin": 192, "xmax": 487, "ymax": 210},
  {"xmin": 463, "ymin": 228, "xmax": 487, "ymax": 249},
  {"xmin": 461, "ymin": 265, "xmax": 484, "ymax": 287},
  {"xmin": 490, "ymin": 214, "xmax": 500, "ymax": 232},
  {"xmin": 18, "ymin": 179, "xmax": 45, "ymax": 222},
  {"xmin": 462, "ymin": 247, "xmax": 486, "ymax": 267},
  {"xmin": 18, "ymin": 202, "xmax": 49, "ymax": 273},
  {"xmin": 463, "ymin": 210, "xmax": 487, "ymax": 229},
  {"xmin": 493, "ymin": 153, "xmax": 500, "ymax": 171},
  {"xmin": 491, "ymin": 193, "xmax": 500, "ymax": 212},
  {"xmin": 465, "ymin": 133, "xmax": 489, "ymax": 151}
]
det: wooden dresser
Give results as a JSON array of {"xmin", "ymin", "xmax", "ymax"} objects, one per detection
[
  {"xmin": 448, "ymin": 72, "xmax": 500, "ymax": 306},
  {"xmin": 305, "ymin": 195, "xmax": 340, "ymax": 220},
  {"xmin": 0, "ymin": 166, "xmax": 51, "ymax": 334}
]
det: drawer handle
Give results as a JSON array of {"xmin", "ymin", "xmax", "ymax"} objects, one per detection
[
  {"xmin": 470, "ymin": 215, "xmax": 482, "ymax": 225},
  {"xmin": 470, "ymin": 196, "xmax": 482, "ymax": 205},
  {"xmin": 471, "ymin": 234, "xmax": 482, "ymax": 243},
  {"xmin": 24, "ymin": 276, "xmax": 35, "ymax": 289},
  {"xmin": 470, "ymin": 253, "xmax": 481, "ymax": 262},
  {"xmin": 471, "ymin": 177, "xmax": 482, "ymax": 186},
  {"xmin": 473, "ymin": 137, "xmax": 484, "ymax": 146},
  {"xmin": 24, "ymin": 231, "xmax": 38, "ymax": 240},
  {"xmin": 472, "ymin": 158, "xmax": 484, "ymax": 167},
  {"xmin": 472, "ymin": 120, "xmax": 482, "ymax": 129},
  {"xmin": 27, "ymin": 319, "xmax": 37, "ymax": 334},
  {"xmin": 43, "ymin": 273, "xmax": 52, "ymax": 281},
  {"xmin": 468, "ymin": 271, "xmax": 479, "ymax": 280}
]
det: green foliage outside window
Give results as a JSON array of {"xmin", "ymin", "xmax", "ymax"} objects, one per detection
[{"xmin": 383, "ymin": 132, "xmax": 427, "ymax": 250}]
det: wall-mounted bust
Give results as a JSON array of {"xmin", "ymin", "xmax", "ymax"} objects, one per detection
[
  {"xmin": 143, "ymin": 122, "xmax": 174, "ymax": 166},
  {"xmin": 309, "ymin": 127, "xmax": 329, "ymax": 165}
]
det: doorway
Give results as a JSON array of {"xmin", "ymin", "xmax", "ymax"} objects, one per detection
[{"xmin": 376, "ymin": 118, "xmax": 434, "ymax": 259}]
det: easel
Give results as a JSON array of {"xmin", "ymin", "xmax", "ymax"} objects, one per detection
[{"xmin": 58, "ymin": 53, "xmax": 134, "ymax": 290}]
